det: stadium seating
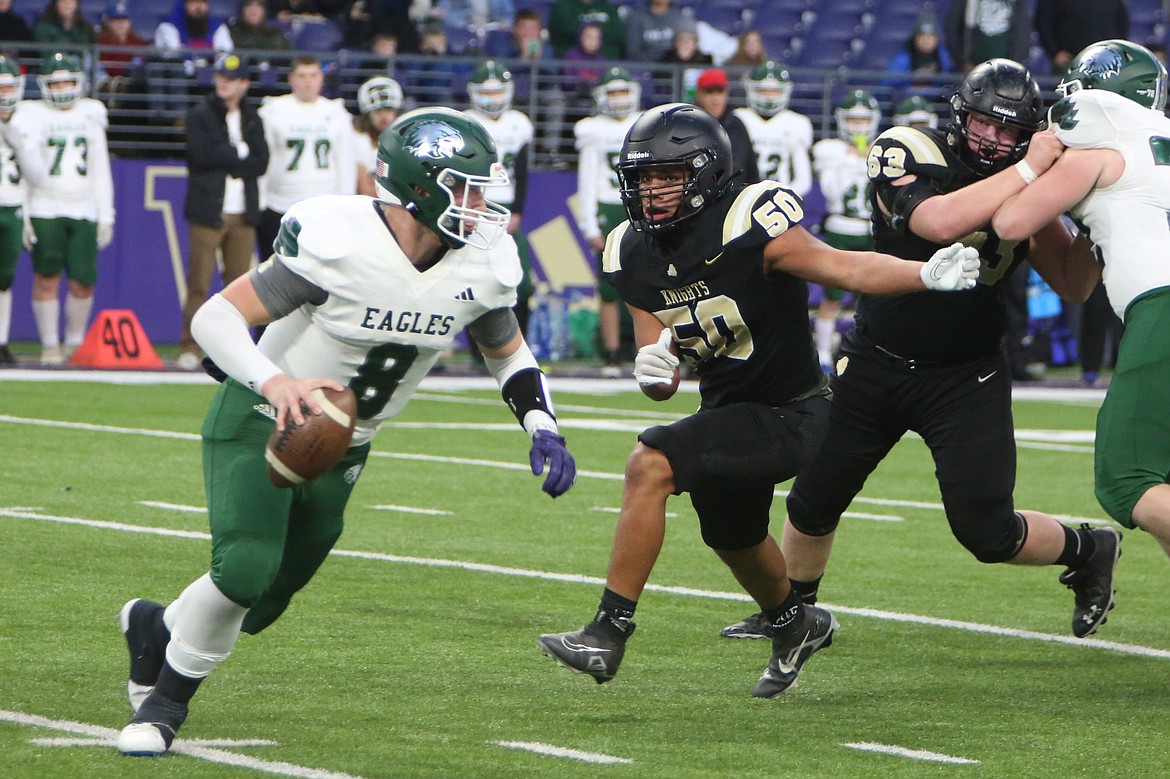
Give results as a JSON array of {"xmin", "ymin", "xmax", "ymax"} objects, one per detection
[{"xmin": 289, "ymin": 18, "xmax": 343, "ymax": 54}]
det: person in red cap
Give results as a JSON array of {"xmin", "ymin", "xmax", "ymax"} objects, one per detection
[{"xmin": 693, "ymin": 67, "xmax": 759, "ymax": 183}]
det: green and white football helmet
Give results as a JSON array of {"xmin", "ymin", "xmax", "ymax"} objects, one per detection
[
  {"xmin": 357, "ymin": 76, "xmax": 403, "ymax": 115},
  {"xmin": 744, "ymin": 61, "xmax": 793, "ymax": 117},
  {"xmin": 892, "ymin": 95, "xmax": 938, "ymax": 129},
  {"xmin": 0, "ymin": 55, "xmax": 25, "ymax": 111},
  {"xmin": 375, "ymin": 108, "xmax": 510, "ymax": 250},
  {"xmin": 38, "ymin": 52, "xmax": 84, "ymax": 109},
  {"xmin": 835, "ymin": 88, "xmax": 881, "ymax": 144},
  {"xmin": 593, "ymin": 66, "xmax": 640, "ymax": 118},
  {"xmin": 466, "ymin": 60, "xmax": 514, "ymax": 120},
  {"xmin": 1057, "ymin": 39, "xmax": 1168, "ymax": 111}
]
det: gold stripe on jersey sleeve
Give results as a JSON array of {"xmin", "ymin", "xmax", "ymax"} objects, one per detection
[
  {"xmin": 723, "ymin": 181, "xmax": 778, "ymax": 244},
  {"xmin": 880, "ymin": 127, "xmax": 947, "ymax": 167},
  {"xmin": 602, "ymin": 220, "xmax": 631, "ymax": 273}
]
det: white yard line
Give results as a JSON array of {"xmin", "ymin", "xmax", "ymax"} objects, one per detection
[
  {"xmin": 0, "ymin": 710, "xmax": 367, "ymax": 779},
  {"xmin": 490, "ymin": 740, "xmax": 633, "ymax": 764},
  {"xmin": 1, "ymin": 506, "xmax": 1166, "ymax": 661},
  {"xmin": 842, "ymin": 741, "xmax": 979, "ymax": 765},
  {"xmin": 368, "ymin": 504, "xmax": 452, "ymax": 516}
]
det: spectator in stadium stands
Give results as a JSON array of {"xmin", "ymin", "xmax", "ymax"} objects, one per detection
[
  {"xmin": 548, "ymin": 0, "xmax": 623, "ymax": 59},
  {"xmin": 886, "ymin": 13, "xmax": 953, "ymax": 93},
  {"xmin": 0, "ymin": 0, "xmax": 34, "ymax": 60},
  {"xmin": 342, "ymin": 0, "xmax": 420, "ymax": 53},
  {"xmin": 727, "ymin": 29, "xmax": 769, "ymax": 69},
  {"xmin": 561, "ymin": 20, "xmax": 606, "ymax": 90},
  {"xmin": 95, "ymin": 1, "xmax": 148, "ymax": 113},
  {"xmin": 32, "ymin": 0, "xmax": 95, "ymax": 47},
  {"xmin": 176, "ymin": 52, "xmax": 268, "ymax": 371},
  {"xmin": 401, "ymin": 21, "xmax": 464, "ymax": 105},
  {"xmin": 484, "ymin": 7, "xmax": 565, "ymax": 163},
  {"xmin": 692, "ymin": 68, "xmax": 758, "ymax": 183},
  {"xmin": 624, "ymin": 0, "xmax": 685, "ymax": 64},
  {"xmin": 657, "ymin": 17, "xmax": 710, "ymax": 101},
  {"xmin": 220, "ymin": 0, "xmax": 293, "ymax": 51},
  {"xmin": 945, "ymin": 0, "xmax": 1031, "ymax": 73},
  {"xmin": 1034, "ymin": 0, "xmax": 1128, "ymax": 75},
  {"xmin": 154, "ymin": 0, "xmax": 228, "ymax": 64}
]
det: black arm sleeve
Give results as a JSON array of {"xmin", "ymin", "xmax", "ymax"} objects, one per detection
[
  {"xmin": 512, "ymin": 142, "xmax": 530, "ymax": 213},
  {"xmin": 248, "ymin": 258, "xmax": 329, "ymax": 319},
  {"xmin": 467, "ymin": 307, "xmax": 520, "ymax": 350}
]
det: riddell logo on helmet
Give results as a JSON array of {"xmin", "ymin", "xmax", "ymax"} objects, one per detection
[
  {"xmin": 626, "ymin": 151, "xmax": 651, "ymax": 159},
  {"xmin": 991, "ymin": 105, "xmax": 1018, "ymax": 117}
]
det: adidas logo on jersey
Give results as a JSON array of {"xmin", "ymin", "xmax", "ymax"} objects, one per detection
[{"xmin": 455, "ymin": 287, "xmax": 476, "ymax": 301}]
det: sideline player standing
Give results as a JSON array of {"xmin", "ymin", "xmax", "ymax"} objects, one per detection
[
  {"xmin": 11, "ymin": 52, "xmax": 113, "ymax": 364},
  {"xmin": 257, "ymin": 55, "xmax": 355, "ymax": 259},
  {"xmin": 116, "ymin": 108, "xmax": 576, "ymax": 756},
  {"xmin": 351, "ymin": 75, "xmax": 402, "ymax": 197},
  {"xmin": 733, "ymin": 61, "xmax": 812, "ymax": 196},
  {"xmin": 538, "ymin": 103, "xmax": 979, "ymax": 697}
]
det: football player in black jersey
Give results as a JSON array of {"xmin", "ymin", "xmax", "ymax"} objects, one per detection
[
  {"xmin": 538, "ymin": 102, "xmax": 981, "ymax": 697},
  {"xmin": 721, "ymin": 59, "xmax": 1117, "ymax": 643}
]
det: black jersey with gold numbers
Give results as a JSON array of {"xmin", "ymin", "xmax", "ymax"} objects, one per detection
[
  {"xmin": 859, "ymin": 124, "xmax": 1029, "ymax": 362},
  {"xmin": 602, "ymin": 180, "xmax": 823, "ymax": 408}
]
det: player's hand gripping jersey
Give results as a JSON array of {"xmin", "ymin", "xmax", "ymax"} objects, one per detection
[
  {"xmin": 861, "ymin": 124, "xmax": 1028, "ymax": 362},
  {"xmin": 1051, "ymin": 88, "xmax": 1170, "ymax": 320},
  {"xmin": 260, "ymin": 194, "xmax": 521, "ymax": 445},
  {"xmin": 603, "ymin": 180, "xmax": 822, "ymax": 408}
]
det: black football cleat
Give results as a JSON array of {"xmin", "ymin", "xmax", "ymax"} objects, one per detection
[
  {"xmin": 720, "ymin": 611, "xmax": 770, "ymax": 639},
  {"xmin": 753, "ymin": 605, "xmax": 838, "ymax": 698},
  {"xmin": 537, "ymin": 621, "xmax": 633, "ymax": 684},
  {"xmin": 120, "ymin": 599, "xmax": 170, "ymax": 712},
  {"xmin": 1060, "ymin": 525, "xmax": 1122, "ymax": 638}
]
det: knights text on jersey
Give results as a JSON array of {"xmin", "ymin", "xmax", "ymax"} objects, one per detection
[
  {"xmin": 602, "ymin": 181, "xmax": 822, "ymax": 407},
  {"xmin": 1052, "ymin": 88, "xmax": 1170, "ymax": 320},
  {"xmin": 259, "ymin": 195, "xmax": 520, "ymax": 445},
  {"xmin": 856, "ymin": 124, "xmax": 1028, "ymax": 362}
]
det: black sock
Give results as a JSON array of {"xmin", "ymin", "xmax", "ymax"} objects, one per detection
[
  {"xmin": 789, "ymin": 576, "xmax": 822, "ymax": 605},
  {"xmin": 154, "ymin": 662, "xmax": 204, "ymax": 706},
  {"xmin": 1056, "ymin": 525, "xmax": 1096, "ymax": 568},
  {"xmin": 593, "ymin": 588, "xmax": 637, "ymax": 639},
  {"xmin": 762, "ymin": 588, "xmax": 804, "ymax": 636}
]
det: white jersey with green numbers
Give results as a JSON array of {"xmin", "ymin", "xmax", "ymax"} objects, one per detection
[
  {"xmin": 261, "ymin": 195, "xmax": 521, "ymax": 445},
  {"xmin": 733, "ymin": 107, "xmax": 813, "ymax": 197},
  {"xmin": 9, "ymin": 97, "xmax": 112, "ymax": 222},
  {"xmin": 259, "ymin": 94, "xmax": 357, "ymax": 212},
  {"xmin": 464, "ymin": 108, "xmax": 533, "ymax": 207},
  {"xmin": 1053, "ymin": 88, "xmax": 1170, "ymax": 320},
  {"xmin": 812, "ymin": 136, "xmax": 871, "ymax": 236},
  {"xmin": 573, "ymin": 111, "xmax": 640, "ymax": 240}
]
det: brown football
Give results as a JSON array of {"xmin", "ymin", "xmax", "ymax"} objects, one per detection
[{"xmin": 265, "ymin": 386, "xmax": 358, "ymax": 488}]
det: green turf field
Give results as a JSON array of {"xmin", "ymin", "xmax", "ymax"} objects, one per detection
[{"xmin": 0, "ymin": 373, "xmax": 1164, "ymax": 778}]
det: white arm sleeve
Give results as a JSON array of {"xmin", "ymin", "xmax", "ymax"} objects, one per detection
[{"xmin": 191, "ymin": 294, "xmax": 284, "ymax": 394}]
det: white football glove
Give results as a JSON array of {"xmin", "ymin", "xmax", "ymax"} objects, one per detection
[
  {"xmin": 21, "ymin": 216, "xmax": 35, "ymax": 249},
  {"xmin": 920, "ymin": 242, "xmax": 980, "ymax": 291},
  {"xmin": 634, "ymin": 328, "xmax": 679, "ymax": 386},
  {"xmin": 98, "ymin": 222, "xmax": 114, "ymax": 250}
]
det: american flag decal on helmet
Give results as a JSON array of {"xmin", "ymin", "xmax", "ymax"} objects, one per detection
[{"xmin": 375, "ymin": 158, "xmax": 389, "ymax": 178}]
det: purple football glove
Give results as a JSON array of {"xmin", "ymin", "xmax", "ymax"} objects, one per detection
[{"xmin": 529, "ymin": 429, "xmax": 576, "ymax": 498}]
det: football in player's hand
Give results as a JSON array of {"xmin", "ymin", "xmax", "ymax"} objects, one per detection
[{"xmin": 265, "ymin": 387, "xmax": 357, "ymax": 488}]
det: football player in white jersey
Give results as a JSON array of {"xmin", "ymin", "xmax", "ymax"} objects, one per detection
[
  {"xmin": 993, "ymin": 40, "xmax": 1170, "ymax": 565},
  {"xmin": 9, "ymin": 52, "xmax": 113, "ymax": 364},
  {"xmin": 575, "ymin": 66, "xmax": 642, "ymax": 376},
  {"xmin": 352, "ymin": 75, "xmax": 402, "ymax": 197},
  {"xmin": 464, "ymin": 60, "xmax": 536, "ymax": 366},
  {"xmin": 0, "ymin": 55, "xmax": 43, "ymax": 364},
  {"xmin": 257, "ymin": 56, "xmax": 356, "ymax": 262},
  {"xmin": 115, "ymin": 108, "xmax": 577, "ymax": 758},
  {"xmin": 810, "ymin": 89, "xmax": 880, "ymax": 370},
  {"xmin": 892, "ymin": 94, "xmax": 939, "ymax": 131},
  {"xmin": 733, "ymin": 61, "xmax": 813, "ymax": 197}
]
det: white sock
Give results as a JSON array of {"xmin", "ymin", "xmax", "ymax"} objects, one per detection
[
  {"xmin": 0, "ymin": 288, "xmax": 11, "ymax": 344},
  {"xmin": 32, "ymin": 298, "xmax": 59, "ymax": 348},
  {"xmin": 63, "ymin": 294, "xmax": 93, "ymax": 347},
  {"xmin": 165, "ymin": 573, "xmax": 248, "ymax": 679},
  {"xmin": 814, "ymin": 317, "xmax": 836, "ymax": 365}
]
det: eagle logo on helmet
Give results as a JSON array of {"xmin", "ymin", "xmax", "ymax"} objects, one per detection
[
  {"xmin": 1078, "ymin": 49, "xmax": 1124, "ymax": 80},
  {"xmin": 404, "ymin": 122, "xmax": 466, "ymax": 160}
]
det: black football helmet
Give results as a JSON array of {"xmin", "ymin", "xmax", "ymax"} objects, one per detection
[
  {"xmin": 614, "ymin": 103, "xmax": 733, "ymax": 232},
  {"xmin": 949, "ymin": 58, "xmax": 1043, "ymax": 174}
]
